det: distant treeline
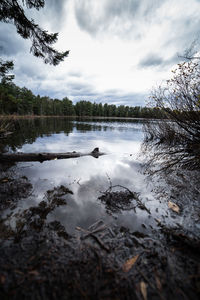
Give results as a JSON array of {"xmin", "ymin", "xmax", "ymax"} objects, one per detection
[{"xmin": 0, "ymin": 81, "xmax": 164, "ymax": 118}]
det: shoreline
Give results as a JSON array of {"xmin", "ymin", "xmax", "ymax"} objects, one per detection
[{"xmin": 0, "ymin": 115, "xmax": 155, "ymax": 121}]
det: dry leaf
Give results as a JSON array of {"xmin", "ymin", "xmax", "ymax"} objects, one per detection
[
  {"xmin": 28, "ymin": 256, "xmax": 35, "ymax": 262},
  {"xmin": 140, "ymin": 281, "xmax": 147, "ymax": 300},
  {"xmin": 15, "ymin": 270, "xmax": 24, "ymax": 275},
  {"xmin": 168, "ymin": 201, "xmax": 180, "ymax": 213},
  {"xmin": 122, "ymin": 255, "xmax": 139, "ymax": 272},
  {"xmin": 0, "ymin": 274, "xmax": 6, "ymax": 284},
  {"xmin": 75, "ymin": 226, "xmax": 82, "ymax": 231},
  {"xmin": 155, "ymin": 276, "xmax": 162, "ymax": 291},
  {"xmin": 28, "ymin": 270, "xmax": 39, "ymax": 276},
  {"xmin": 2, "ymin": 178, "xmax": 8, "ymax": 183},
  {"xmin": 155, "ymin": 218, "xmax": 162, "ymax": 225}
]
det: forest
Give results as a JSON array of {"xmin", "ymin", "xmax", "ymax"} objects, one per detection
[{"xmin": 0, "ymin": 81, "xmax": 163, "ymax": 118}]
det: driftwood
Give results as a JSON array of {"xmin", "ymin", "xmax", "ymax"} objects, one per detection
[
  {"xmin": 0, "ymin": 131, "xmax": 13, "ymax": 139},
  {"xmin": 0, "ymin": 147, "xmax": 105, "ymax": 163}
]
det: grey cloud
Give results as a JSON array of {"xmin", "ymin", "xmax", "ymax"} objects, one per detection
[
  {"xmin": 34, "ymin": 78, "xmax": 146, "ymax": 106},
  {"xmin": 68, "ymin": 81, "xmax": 91, "ymax": 89},
  {"xmin": 68, "ymin": 71, "xmax": 83, "ymax": 78},
  {"xmin": 30, "ymin": 79, "xmax": 98, "ymax": 100},
  {"xmin": 15, "ymin": 63, "xmax": 45, "ymax": 80},
  {"xmin": 67, "ymin": 81, "xmax": 95, "ymax": 94},
  {"xmin": 71, "ymin": 89, "xmax": 146, "ymax": 106},
  {"xmin": 65, "ymin": 81, "xmax": 146, "ymax": 106},
  {"xmin": 13, "ymin": 66, "xmax": 147, "ymax": 106},
  {"xmin": 105, "ymin": 0, "xmax": 144, "ymax": 19},
  {"xmin": 35, "ymin": 0, "xmax": 69, "ymax": 30},
  {"xmin": 74, "ymin": 0, "xmax": 163, "ymax": 36},
  {"xmin": 0, "ymin": 23, "xmax": 27, "ymax": 57},
  {"xmin": 139, "ymin": 54, "xmax": 164, "ymax": 68},
  {"xmin": 21, "ymin": 0, "xmax": 69, "ymax": 35},
  {"xmin": 138, "ymin": 52, "xmax": 183, "ymax": 69},
  {"xmin": 45, "ymin": 0, "xmax": 68, "ymax": 16},
  {"xmin": 74, "ymin": 3, "xmax": 99, "ymax": 35},
  {"xmin": 160, "ymin": 10, "xmax": 200, "ymax": 58},
  {"xmin": 100, "ymin": 91, "xmax": 146, "ymax": 106},
  {"xmin": 74, "ymin": 0, "xmax": 200, "ymax": 61},
  {"xmin": 167, "ymin": 54, "xmax": 183, "ymax": 65},
  {"xmin": 45, "ymin": 0, "xmax": 69, "ymax": 27}
]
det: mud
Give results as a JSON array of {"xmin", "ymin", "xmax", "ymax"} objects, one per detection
[{"xmin": 0, "ymin": 175, "xmax": 200, "ymax": 300}]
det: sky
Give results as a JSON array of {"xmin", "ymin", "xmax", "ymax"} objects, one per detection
[{"xmin": 0, "ymin": 0, "xmax": 200, "ymax": 106}]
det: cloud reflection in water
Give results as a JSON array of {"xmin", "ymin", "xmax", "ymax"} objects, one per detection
[{"xmin": 13, "ymin": 119, "xmax": 158, "ymax": 233}]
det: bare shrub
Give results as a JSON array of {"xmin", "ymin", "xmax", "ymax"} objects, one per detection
[{"xmin": 143, "ymin": 59, "xmax": 200, "ymax": 172}]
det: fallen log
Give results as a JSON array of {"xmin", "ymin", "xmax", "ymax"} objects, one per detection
[{"xmin": 0, "ymin": 147, "xmax": 105, "ymax": 163}]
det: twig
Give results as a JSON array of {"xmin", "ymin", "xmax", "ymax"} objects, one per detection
[
  {"xmin": 106, "ymin": 173, "xmax": 112, "ymax": 191},
  {"xmin": 82, "ymin": 225, "xmax": 108, "ymax": 240},
  {"xmin": 90, "ymin": 233, "xmax": 110, "ymax": 252},
  {"xmin": 76, "ymin": 225, "xmax": 110, "ymax": 252}
]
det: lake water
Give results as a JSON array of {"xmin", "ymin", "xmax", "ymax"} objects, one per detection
[{"xmin": 1, "ymin": 118, "xmax": 180, "ymax": 234}]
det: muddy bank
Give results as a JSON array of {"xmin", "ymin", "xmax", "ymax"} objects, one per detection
[
  {"xmin": 0, "ymin": 213, "xmax": 199, "ymax": 300},
  {"xmin": 0, "ymin": 175, "xmax": 200, "ymax": 300}
]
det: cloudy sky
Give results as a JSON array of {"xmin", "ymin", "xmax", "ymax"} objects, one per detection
[{"xmin": 1, "ymin": 0, "xmax": 200, "ymax": 106}]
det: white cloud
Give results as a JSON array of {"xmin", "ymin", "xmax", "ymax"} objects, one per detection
[{"xmin": 1, "ymin": 0, "xmax": 200, "ymax": 106}]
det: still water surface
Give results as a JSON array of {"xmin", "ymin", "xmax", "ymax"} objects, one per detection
[{"xmin": 3, "ymin": 118, "xmax": 167, "ymax": 234}]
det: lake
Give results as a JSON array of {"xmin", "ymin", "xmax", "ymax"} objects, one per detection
[{"xmin": 0, "ymin": 117, "xmax": 187, "ymax": 235}]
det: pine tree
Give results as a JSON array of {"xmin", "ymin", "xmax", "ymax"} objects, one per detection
[
  {"xmin": 0, "ymin": 0, "xmax": 69, "ymax": 65},
  {"xmin": 0, "ymin": 59, "xmax": 14, "ymax": 83}
]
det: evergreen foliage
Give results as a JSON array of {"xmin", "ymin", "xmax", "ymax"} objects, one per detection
[
  {"xmin": 0, "ymin": 59, "xmax": 14, "ymax": 83},
  {"xmin": 0, "ymin": 0, "xmax": 69, "ymax": 65},
  {"xmin": 0, "ymin": 81, "xmax": 163, "ymax": 118}
]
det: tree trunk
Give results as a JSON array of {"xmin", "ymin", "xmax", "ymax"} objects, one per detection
[{"xmin": 0, "ymin": 148, "xmax": 104, "ymax": 163}]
